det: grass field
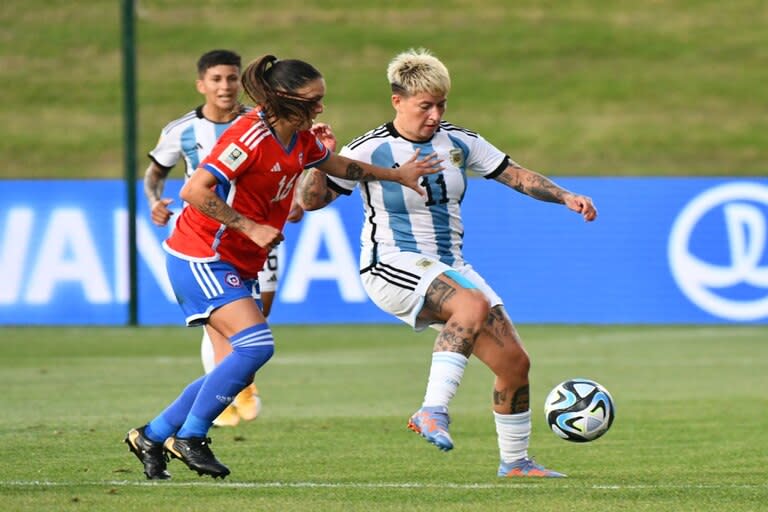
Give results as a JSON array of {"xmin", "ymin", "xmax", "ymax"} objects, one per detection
[
  {"xmin": 1, "ymin": 324, "xmax": 766, "ymax": 511},
  {"xmin": 2, "ymin": 0, "xmax": 767, "ymax": 178}
]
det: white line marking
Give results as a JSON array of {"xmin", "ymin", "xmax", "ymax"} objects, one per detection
[{"xmin": 2, "ymin": 480, "xmax": 766, "ymax": 491}]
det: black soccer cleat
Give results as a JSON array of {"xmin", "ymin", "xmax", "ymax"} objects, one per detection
[
  {"xmin": 124, "ymin": 426, "xmax": 171, "ymax": 480},
  {"xmin": 163, "ymin": 435, "xmax": 230, "ymax": 479}
]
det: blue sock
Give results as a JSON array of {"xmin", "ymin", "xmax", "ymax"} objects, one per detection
[
  {"xmin": 176, "ymin": 323, "xmax": 274, "ymax": 438},
  {"xmin": 145, "ymin": 375, "xmax": 206, "ymax": 442}
]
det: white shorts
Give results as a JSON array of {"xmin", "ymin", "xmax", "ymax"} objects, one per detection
[
  {"xmin": 258, "ymin": 247, "xmax": 279, "ymax": 294},
  {"xmin": 360, "ymin": 252, "xmax": 502, "ymax": 331}
]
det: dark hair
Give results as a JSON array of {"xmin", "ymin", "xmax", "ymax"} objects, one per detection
[
  {"xmin": 241, "ymin": 55, "xmax": 323, "ymax": 125},
  {"xmin": 197, "ymin": 49, "xmax": 241, "ymax": 76}
]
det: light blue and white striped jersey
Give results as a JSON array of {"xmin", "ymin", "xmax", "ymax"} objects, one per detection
[
  {"xmin": 331, "ymin": 121, "xmax": 511, "ymax": 269},
  {"xmin": 148, "ymin": 105, "xmax": 252, "ymax": 178}
]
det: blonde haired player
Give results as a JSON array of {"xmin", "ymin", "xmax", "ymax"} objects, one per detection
[{"xmin": 299, "ymin": 48, "xmax": 597, "ymax": 478}]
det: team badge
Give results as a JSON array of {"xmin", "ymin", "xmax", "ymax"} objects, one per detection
[
  {"xmin": 449, "ymin": 148, "xmax": 464, "ymax": 167},
  {"xmin": 224, "ymin": 272, "xmax": 242, "ymax": 288},
  {"xmin": 218, "ymin": 143, "xmax": 248, "ymax": 171},
  {"xmin": 415, "ymin": 258, "xmax": 435, "ymax": 269}
]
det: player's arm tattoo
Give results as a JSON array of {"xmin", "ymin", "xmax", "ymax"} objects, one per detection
[
  {"xmin": 434, "ymin": 320, "xmax": 477, "ymax": 357},
  {"xmin": 143, "ymin": 163, "xmax": 171, "ymax": 203},
  {"xmin": 496, "ymin": 166, "xmax": 567, "ymax": 204},
  {"xmin": 300, "ymin": 171, "xmax": 334, "ymax": 207},
  {"xmin": 199, "ymin": 196, "xmax": 246, "ymax": 230},
  {"xmin": 344, "ymin": 161, "xmax": 376, "ymax": 182}
]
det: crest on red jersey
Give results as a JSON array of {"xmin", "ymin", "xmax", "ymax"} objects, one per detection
[{"xmin": 219, "ymin": 143, "xmax": 248, "ymax": 171}]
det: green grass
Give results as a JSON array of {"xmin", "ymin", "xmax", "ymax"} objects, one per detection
[
  {"xmin": 1, "ymin": 324, "xmax": 766, "ymax": 511},
  {"xmin": 1, "ymin": 0, "xmax": 767, "ymax": 178}
]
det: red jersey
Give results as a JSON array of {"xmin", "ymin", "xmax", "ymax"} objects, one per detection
[{"xmin": 164, "ymin": 110, "xmax": 330, "ymax": 278}]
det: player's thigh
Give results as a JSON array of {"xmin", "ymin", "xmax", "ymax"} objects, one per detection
[
  {"xmin": 362, "ymin": 253, "xmax": 484, "ymax": 330},
  {"xmin": 419, "ymin": 270, "xmax": 490, "ymax": 324},
  {"xmin": 204, "ymin": 324, "xmax": 233, "ymax": 362},
  {"xmin": 209, "ymin": 296, "xmax": 266, "ymax": 338},
  {"xmin": 166, "ymin": 254, "xmax": 265, "ymax": 335},
  {"xmin": 362, "ymin": 253, "xmax": 450, "ymax": 330}
]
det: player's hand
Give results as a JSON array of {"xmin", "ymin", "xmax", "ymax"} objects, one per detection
[
  {"xmin": 286, "ymin": 201, "xmax": 305, "ymax": 223},
  {"xmin": 398, "ymin": 149, "xmax": 444, "ymax": 197},
  {"xmin": 564, "ymin": 193, "xmax": 598, "ymax": 222},
  {"xmin": 150, "ymin": 198, "xmax": 174, "ymax": 226},
  {"xmin": 245, "ymin": 222, "xmax": 285, "ymax": 249},
  {"xmin": 311, "ymin": 123, "xmax": 337, "ymax": 152}
]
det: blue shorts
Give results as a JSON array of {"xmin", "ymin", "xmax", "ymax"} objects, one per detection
[{"xmin": 166, "ymin": 253, "xmax": 261, "ymax": 326}]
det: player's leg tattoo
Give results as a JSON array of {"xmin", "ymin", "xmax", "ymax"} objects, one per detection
[
  {"xmin": 484, "ymin": 305, "xmax": 514, "ymax": 348},
  {"xmin": 423, "ymin": 279, "xmax": 456, "ymax": 316},
  {"xmin": 510, "ymin": 384, "xmax": 530, "ymax": 413},
  {"xmin": 494, "ymin": 384, "xmax": 530, "ymax": 413},
  {"xmin": 435, "ymin": 321, "xmax": 477, "ymax": 357}
]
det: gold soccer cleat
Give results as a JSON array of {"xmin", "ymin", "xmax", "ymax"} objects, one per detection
[
  {"xmin": 234, "ymin": 383, "xmax": 262, "ymax": 421},
  {"xmin": 212, "ymin": 404, "xmax": 240, "ymax": 428}
]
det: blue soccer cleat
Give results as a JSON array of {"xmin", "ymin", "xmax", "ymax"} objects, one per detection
[
  {"xmin": 407, "ymin": 406, "xmax": 454, "ymax": 451},
  {"xmin": 498, "ymin": 458, "xmax": 566, "ymax": 478}
]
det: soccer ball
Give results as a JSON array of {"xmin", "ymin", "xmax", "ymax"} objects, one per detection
[{"xmin": 544, "ymin": 378, "xmax": 615, "ymax": 442}]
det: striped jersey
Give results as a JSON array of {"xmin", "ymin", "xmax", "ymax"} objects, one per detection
[
  {"xmin": 148, "ymin": 105, "xmax": 252, "ymax": 178},
  {"xmin": 330, "ymin": 121, "xmax": 510, "ymax": 269},
  {"xmin": 164, "ymin": 110, "xmax": 331, "ymax": 278}
]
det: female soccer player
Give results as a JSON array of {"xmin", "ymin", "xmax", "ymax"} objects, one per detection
[
  {"xmin": 144, "ymin": 49, "xmax": 338, "ymax": 428},
  {"xmin": 298, "ymin": 48, "xmax": 597, "ymax": 478},
  {"xmin": 126, "ymin": 54, "xmax": 442, "ymax": 480}
]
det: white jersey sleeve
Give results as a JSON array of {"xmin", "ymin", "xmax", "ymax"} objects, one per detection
[
  {"xmin": 148, "ymin": 110, "xmax": 197, "ymax": 169},
  {"xmin": 438, "ymin": 122, "xmax": 510, "ymax": 178}
]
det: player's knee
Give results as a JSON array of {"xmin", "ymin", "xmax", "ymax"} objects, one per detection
[
  {"xmin": 465, "ymin": 290, "xmax": 491, "ymax": 326},
  {"xmin": 516, "ymin": 351, "xmax": 531, "ymax": 377},
  {"xmin": 234, "ymin": 342, "xmax": 274, "ymax": 361},
  {"xmin": 230, "ymin": 324, "xmax": 276, "ymax": 363}
]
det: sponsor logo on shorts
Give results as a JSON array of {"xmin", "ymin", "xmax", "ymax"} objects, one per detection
[
  {"xmin": 218, "ymin": 142, "xmax": 248, "ymax": 171},
  {"xmin": 225, "ymin": 272, "xmax": 242, "ymax": 288}
]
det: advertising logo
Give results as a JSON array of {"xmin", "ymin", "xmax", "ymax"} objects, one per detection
[{"xmin": 668, "ymin": 182, "xmax": 768, "ymax": 321}]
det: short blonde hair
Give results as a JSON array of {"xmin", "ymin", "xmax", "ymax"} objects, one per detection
[{"xmin": 387, "ymin": 48, "xmax": 451, "ymax": 97}]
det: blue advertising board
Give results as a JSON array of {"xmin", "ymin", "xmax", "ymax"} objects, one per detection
[{"xmin": 1, "ymin": 178, "xmax": 766, "ymax": 325}]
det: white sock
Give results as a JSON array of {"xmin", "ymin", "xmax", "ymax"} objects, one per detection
[
  {"xmin": 422, "ymin": 351, "xmax": 468, "ymax": 408},
  {"xmin": 494, "ymin": 410, "xmax": 531, "ymax": 463},
  {"xmin": 200, "ymin": 329, "xmax": 215, "ymax": 374}
]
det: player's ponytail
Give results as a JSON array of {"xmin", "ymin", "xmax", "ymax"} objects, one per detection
[{"xmin": 241, "ymin": 55, "xmax": 322, "ymax": 127}]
